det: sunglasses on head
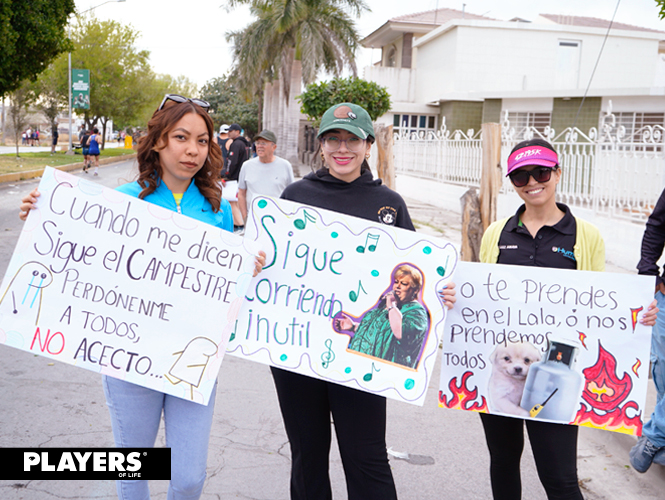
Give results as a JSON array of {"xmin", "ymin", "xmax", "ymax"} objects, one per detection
[
  {"xmin": 508, "ymin": 166, "xmax": 556, "ymax": 187},
  {"xmin": 158, "ymin": 94, "xmax": 210, "ymax": 111}
]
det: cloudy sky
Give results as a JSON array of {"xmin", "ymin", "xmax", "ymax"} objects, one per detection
[{"xmin": 76, "ymin": 0, "xmax": 665, "ymax": 89}]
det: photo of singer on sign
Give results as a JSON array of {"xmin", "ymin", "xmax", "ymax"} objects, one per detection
[{"xmin": 227, "ymin": 196, "xmax": 458, "ymax": 405}]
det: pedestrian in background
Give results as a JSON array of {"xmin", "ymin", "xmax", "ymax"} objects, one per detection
[
  {"xmin": 87, "ymin": 128, "xmax": 101, "ymax": 176},
  {"xmin": 51, "ymin": 123, "xmax": 59, "ymax": 154},
  {"xmin": 237, "ymin": 129, "xmax": 293, "ymax": 223},
  {"xmin": 224, "ymin": 123, "xmax": 251, "ymax": 230},
  {"xmin": 80, "ymin": 129, "xmax": 91, "ymax": 173},
  {"xmin": 631, "ymin": 186, "xmax": 665, "ymax": 472},
  {"xmin": 478, "ymin": 138, "xmax": 657, "ymax": 500},
  {"xmin": 218, "ymin": 124, "xmax": 232, "ymax": 174},
  {"xmin": 19, "ymin": 93, "xmax": 266, "ymax": 500}
]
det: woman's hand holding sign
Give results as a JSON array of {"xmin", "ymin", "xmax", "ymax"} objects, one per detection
[{"xmin": 19, "ymin": 188, "xmax": 40, "ymax": 221}]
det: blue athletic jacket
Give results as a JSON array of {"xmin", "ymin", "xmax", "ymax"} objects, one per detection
[{"xmin": 116, "ymin": 178, "xmax": 233, "ymax": 231}]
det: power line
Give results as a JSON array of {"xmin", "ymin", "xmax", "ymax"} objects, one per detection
[{"xmin": 570, "ymin": 0, "xmax": 621, "ymax": 131}]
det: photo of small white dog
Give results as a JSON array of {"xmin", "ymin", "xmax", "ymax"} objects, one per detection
[{"xmin": 488, "ymin": 341, "xmax": 542, "ymax": 417}]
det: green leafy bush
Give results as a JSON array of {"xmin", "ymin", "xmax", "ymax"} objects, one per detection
[{"xmin": 297, "ymin": 77, "xmax": 391, "ymax": 125}]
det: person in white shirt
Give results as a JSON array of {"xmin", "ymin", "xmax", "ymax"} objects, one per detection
[{"xmin": 237, "ymin": 129, "xmax": 294, "ymax": 222}]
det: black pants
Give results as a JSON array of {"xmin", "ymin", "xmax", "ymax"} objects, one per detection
[
  {"xmin": 479, "ymin": 413, "xmax": 583, "ymax": 500},
  {"xmin": 271, "ymin": 367, "xmax": 397, "ymax": 500}
]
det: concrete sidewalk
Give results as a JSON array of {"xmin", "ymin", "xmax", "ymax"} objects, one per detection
[{"xmin": 1, "ymin": 166, "xmax": 665, "ymax": 498}]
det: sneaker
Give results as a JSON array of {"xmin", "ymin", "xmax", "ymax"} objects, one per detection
[
  {"xmin": 630, "ymin": 436, "xmax": 663, "ymax": 473},
  {"xmin": 654, "ymin": 447, "xmax": 665, "ymax": 466}
]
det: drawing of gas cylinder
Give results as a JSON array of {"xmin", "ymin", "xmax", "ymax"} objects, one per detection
[{"xmin": 520, "ymin": 339, "xmax": 583, "ymax": 421}]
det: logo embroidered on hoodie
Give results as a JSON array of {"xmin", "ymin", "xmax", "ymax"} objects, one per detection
[{"xmin": 378, "ymin": 206, "xmax": 397, "ymax": 225}]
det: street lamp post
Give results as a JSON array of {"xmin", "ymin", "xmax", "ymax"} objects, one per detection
[{"xmin": 67, "ymin": 0, "xmax": 126, "ymax": 154}]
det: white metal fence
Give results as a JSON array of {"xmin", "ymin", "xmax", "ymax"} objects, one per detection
[{"xmin": 393, "ymin": 106, "xmax": 665, "ymax": 222}]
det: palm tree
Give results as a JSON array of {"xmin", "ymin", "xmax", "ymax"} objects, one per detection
[{"xmin": 225, "ymin": 0, "xmax": 369, "ymax": 162}]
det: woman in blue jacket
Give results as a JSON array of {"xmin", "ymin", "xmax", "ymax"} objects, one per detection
[{"xmin": 20, "ymin": 94, "xmax": 265, "ymax": 500}]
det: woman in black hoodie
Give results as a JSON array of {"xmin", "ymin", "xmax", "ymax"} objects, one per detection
[{"xmin": 272, "ymin": 102, "xmax": 455, "ymax": 500}]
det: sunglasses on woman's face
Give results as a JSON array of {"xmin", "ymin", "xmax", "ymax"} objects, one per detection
[
  {"xmin": 508, "ymin": 167, "xmax": 555, "ymax": 187},
  {"xmin": 158, "ymin": 94, "xmax": 210, "ymax": 111}
]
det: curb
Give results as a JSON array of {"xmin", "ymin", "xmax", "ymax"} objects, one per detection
[{"xmin": 0, "ymin": 153, "xmax": 137, "ymax": 184}]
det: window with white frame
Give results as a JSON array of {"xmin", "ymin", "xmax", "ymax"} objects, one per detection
[
  {"xmin": 506, "ymin": 112, "xmax": 552, "ymax": 136},
  {"xmin": 392, "ymin": 114, "xmax": 437, "ymax": 134}
]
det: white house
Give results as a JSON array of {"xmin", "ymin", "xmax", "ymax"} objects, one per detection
[{"xmin": 361, "ymin": 9, "xmax": 665, "ymax": 140}]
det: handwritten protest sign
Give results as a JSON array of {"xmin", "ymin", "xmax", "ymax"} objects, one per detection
[
  {"xmin": 226, "ymin": 196, "xmax": 457, "ymax": 405},
  {"xmin": 0, "ymin": 168, "xmax": 256, "ymax": 405},
  {"xmin": 439, "ymin": 261, "xmax": 654, "ymax": 435}
]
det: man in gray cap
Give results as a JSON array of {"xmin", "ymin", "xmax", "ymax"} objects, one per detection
[{"xmin": 238, "ymin": 130, "xmax": 294, "ymax": 222}]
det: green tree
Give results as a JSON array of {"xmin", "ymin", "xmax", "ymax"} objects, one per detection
[
  {"xmin": 225, "ymin": 0, "xmax": 368, "ymax": 159},
  {"xmin": 657, "ymin": 0, "xmax": 665, "ymax": 19},
  {"xmin": 297, "ymin": 77, "xmax": 391, "ymax": 125},
  {"xmin": 124, "ymin": 73, "xmax": 199, "ymax": 130},
  {"xmin": 226, "ymin": 0, "xmax": 368, "ymax": 98},
  {"xmin": 200, "ymin": 75, "xmax": 260, "ymax": 138},
  {"xmin": 50, "ymin": 16, "xmax": 154, "ymax": 147},
  {"xmin": 31, "ymin": 64, "xmax": 66, "ymax": 137},
  {"xmin": 0, "ymin": 0, "xmax": 75, "ymax": 95},
  {"xmin": 7, "ymin": 81, "xmax": 35, "ymax": 157}
]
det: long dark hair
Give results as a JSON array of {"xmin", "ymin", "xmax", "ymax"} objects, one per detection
[{"xmin": 136, "ymin": 101, "xmax": 223, "ymax": 212}]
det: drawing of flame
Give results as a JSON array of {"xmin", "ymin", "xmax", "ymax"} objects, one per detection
[
  {"xmin": 632, "ymin": 359, "xmax": 642, "ymax": 377},
  {"xmin": 631, "ymin": 307, "xmax": 643, "ymax": 333},
  {"xmin": 439, "ymin": 371, "xmax": 488, "ymax": 412},
  {"xmin": 572, "ymin": 401, "xmax": 642, "ymax": 436},
  {"xmin": 578, "ymin": 331, "xmax": 588, "ymax": 350},
  {"xmin": 581, "ymin": 341, "xmax": 633, "ymax": 412}
]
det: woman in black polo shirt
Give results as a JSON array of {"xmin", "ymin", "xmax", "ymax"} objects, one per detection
[{"xmin": 478, "ymin": 138, "xmax": 655, "ymax": 499}]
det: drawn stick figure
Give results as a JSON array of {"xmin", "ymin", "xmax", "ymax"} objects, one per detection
[{"xmin": 0, "ymin": 262, "xmax": 53, "ymax": 325}]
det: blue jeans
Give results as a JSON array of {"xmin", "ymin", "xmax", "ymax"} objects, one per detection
[
  {"xmin": 643, "ymin": 291, "xmax": 665, "ymax": 447},
  {"xmin": 102, "ymin": 376, "xmax": 217, "ymax": 500}
]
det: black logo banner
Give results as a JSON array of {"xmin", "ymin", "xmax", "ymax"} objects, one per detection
[{"xmin": 1, "ymin": 448, "xmax": 171, "ymax": 480}]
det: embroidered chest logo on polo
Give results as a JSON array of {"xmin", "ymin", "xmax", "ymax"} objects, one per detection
[
  {"xmin": 552, "ymin": 246, "xmax": 576, "ymax": 261},
  {"xmin": 378, "ymin": 206, "xmax": 397, "ymax": 225}
]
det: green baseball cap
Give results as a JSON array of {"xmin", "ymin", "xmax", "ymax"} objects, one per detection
[
  {"xmin": 255, "ymin": 130, "xmax": 277, "ymax": 143},
  {"xmin": 317, "ymin": 103, "xmax": 374, "ymax": 140}
]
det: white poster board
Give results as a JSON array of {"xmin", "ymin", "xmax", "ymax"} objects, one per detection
[
  {"xmin": 0, "ymin": 168, "xmax": 256, "ymax": 405},
  {"xmin": 439, "ymin": 261, "xmax": 654, "ymax": 435},
  {"xmin": 227, "ymin": 196, "xmax": 458, "ymax": 405}
]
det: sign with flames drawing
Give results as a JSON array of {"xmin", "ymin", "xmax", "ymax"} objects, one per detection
[{"xmin": 439, "ymin": 262, "xmax": 654, "ymax": 435}]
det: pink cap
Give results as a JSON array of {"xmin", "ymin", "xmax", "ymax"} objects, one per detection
[{"xmin": 507, "ymin": 146, "xmax": 558, "ymax": 175}]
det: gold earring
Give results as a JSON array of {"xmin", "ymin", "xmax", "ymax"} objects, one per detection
[{"xmin": 365, "ymin": 153, "xmax": 371, "ymax": 159}]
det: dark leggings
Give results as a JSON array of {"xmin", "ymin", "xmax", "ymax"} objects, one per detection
[
  {"xmin": 271, "ymin": 367, "xmax": 397, "ymax": 500},
  {"xmin": 480, "ymin": 413, "xmax": 583, "ymax": 500}
]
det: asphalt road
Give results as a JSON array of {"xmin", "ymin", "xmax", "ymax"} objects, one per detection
[{"xmin": 0, "ymin": 161, "xmax": 664, "ymax": 499}]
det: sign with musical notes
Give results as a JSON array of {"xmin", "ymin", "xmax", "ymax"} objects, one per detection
[{"xmin": 226, "ymin": 197, "xmax": 458, "ymax": 405}]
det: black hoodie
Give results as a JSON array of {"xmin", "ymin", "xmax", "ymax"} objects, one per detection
[
  {"xmin": 227, "ymin": 136, "xmax": 251, "ymax": 180},
  {"xmin": 281, "ymin": 168, "xmax": 414, "ymax": 230}
]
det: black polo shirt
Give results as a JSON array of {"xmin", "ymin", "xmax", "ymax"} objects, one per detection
[{"xmin": 497, "ymin": 203, "xmax": 577, "ymax": 270}]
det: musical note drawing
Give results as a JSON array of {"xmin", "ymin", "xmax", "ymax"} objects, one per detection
[
  {"xmin": 363, "ymin": 362, "xmax": 380, "ymax": 382},
  {"xmin": 321, "ymin": 338, "xmax": 335, "ymax": 369},
  {"xmin": 437, "ymin": 256, "xmax": 450, "ymax": 276},
  {"xmin": 349, "ymin": 280, "xmax": 367, "ymax": 302},
  {"xmin": 356, "ymin": 233, "xmax": 380, "ymax": 253},
  {"xmin": 294, "ymin": 210, "xmax": 316, "ymax": 230}
]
